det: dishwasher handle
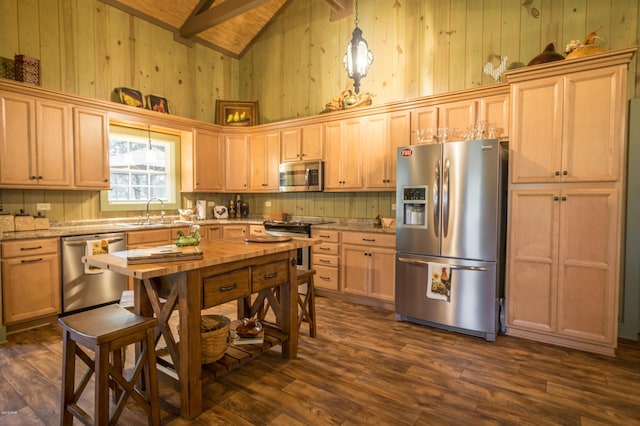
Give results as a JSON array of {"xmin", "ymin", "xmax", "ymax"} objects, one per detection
[{"xmin": 64, "ymin": 237, "xmax": 124, "ymax": 247}]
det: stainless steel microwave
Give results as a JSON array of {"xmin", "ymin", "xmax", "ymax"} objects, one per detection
[{"xmin": 278, "ymin": 161, "xmax": 324, "ymax": 192}]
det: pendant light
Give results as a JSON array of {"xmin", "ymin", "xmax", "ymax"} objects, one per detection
[
  {"xmin": 342, "ymin": 0, "xmax": 373, "ymax": 94},
  {"xmin": 144, "ymin": 125, "xmax": 157, "ymax": 165}
]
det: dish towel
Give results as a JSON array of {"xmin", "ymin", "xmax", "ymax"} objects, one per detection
[
  {"xmin": 84, "ymin": 239, "xmax": 109, "ymax": 274},
  {"xmin": 427, "ymin": 263, "xmax": 452, "ymax": 301}
]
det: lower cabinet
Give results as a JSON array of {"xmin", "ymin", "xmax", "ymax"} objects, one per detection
[
  {"xmin": 341, "ymin": 231, "xmax": 396, "ymax": 304},
  {"xmin": 506, "ymin": 187, "xmax": 620, "ymax": 355},
  {"xmin": 223, "ymin": 225, "xmax": 248, "ymax": 239},
  {"xmin": 311, "ymin": 229, "xmax": 340, "ymax": 291},
  {"xmin": 1, "ymin": 238, "xmax": 61, "ymax": 324}
]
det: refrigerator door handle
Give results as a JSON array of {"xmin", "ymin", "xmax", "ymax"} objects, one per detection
[
  {"xmin": 433, "ymin": 159, "xmax": 440, "ymax": 237},
  {"xmin": 443, "ymin": 159, "xmax": 450, "ymax": 238},
  {"xmin": 397, "ymin": 257, "xmax": 490, "ymax": 271}
]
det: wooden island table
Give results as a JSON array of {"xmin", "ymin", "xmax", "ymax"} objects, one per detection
[{"xmin": 83, "ymin": 236, "xmax": 320, "ymax": 419}]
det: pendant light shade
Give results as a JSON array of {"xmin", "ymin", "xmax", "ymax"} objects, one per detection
[{"xmin": 343, "ymin": 0, "xmax": 373, "ymax": 94}]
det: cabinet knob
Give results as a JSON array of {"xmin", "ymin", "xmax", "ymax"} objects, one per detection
[
  {"xmin": 554, "ymin": 171, "xmax": 560, "ymax": 176},
  {"xmin": 103, "ymin": 178, "xmax": 109, "ymax": 183},
  {"xmin": 562, "ymin": 170, "xmax": 568, "ymax": 176},
  {"xmin": 553, "ymin": 196, "xmax": 559, "ymax": 201},
  {"xmin": 561, "ymin": 196, "xmax": 567, "ymax": 201}
]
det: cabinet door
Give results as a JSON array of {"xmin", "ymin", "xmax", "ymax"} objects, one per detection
[
  {"xmin": 281, "ymin": 128, "xmax": 301, "ymax": 162},
  {"xmin": 194, "ymin": 129, "xmax": 224, "ymax": 191},
  {"xmin": 363, "ymin": 114, "xmax": 388, "ymax": 189},
  {"xmin": 74, "ymin": 107, "xmax": 109, "ymax": 189},
  {"xmin": 439, "ymin": 100, "xmax": 476, "ymax": 135},
  {"xmin": 0, "ymin": 92, "xmax": 36, "ymax": 186},
  {"xmin": 2, "ymin": 254, "xmax": 61, "ymax": 323},
  {"xmin": 369, "ymin": 246, "xmax": 396, "ymax": 302},
  {"xmin": 323, "ymin": 121, "xmax": 343, "ymax": 189},
  {"xmin": 35, "ymin": 99, "xmax": 73, "ymax": 187},
  {"xmin": 224, "ymin": 134, "xmax": 249, "ymax": 191},
  {"xmin": 204, "ymin": 225, "xmax": 222, "ymax": 240},
  {"xmin": 223, "ymin": 225, "xmax": 247, "ymax": 239},
  {"xmin": 410, "ymin": 106, "xmax": 438, "ymax": 145},
  {"xmin": 510, "ymin": 78, "xmax": 563, "ymax": 183},
  {"xmin": 557, "ymin": 188, "xmax": 619, "ymax": 345},
  {"xmin": 300, "ymin": 123, "xmax": 323, "ymax": 160},
  {"xmin": 563, "ymin": 67, "xmax": 623, "ymax": 182},
  {"xmin": 341, "ymin": 244, "xmax": 368, "ymax": 296},
  {"xmin": 507, "ymin": 189, "xmax": 559, "ymax": 333},
  {"xmin": 249, "ymin": 131, "xmax": 280, "ymax": 191},
  {"xmin": 479, "ymin": 94, "xmax": 509, "ymax": 139}
]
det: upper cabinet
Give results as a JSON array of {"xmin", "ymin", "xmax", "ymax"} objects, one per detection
[
  {"xmin": 438, "ymin": 100, "xmax": 477, "ymax": 134},
  {"xmin": 249, "ymin": 130, "xmax": 280, "ymax": 191},
  {"xmin": 73, "ymin": 107, "xmax": 110, "ymax": 189},
  {"xmin": 510, "ymin": 66, "xmax": 624, "ymax": 184},
  {"xmin": 224, "ymin": 133, "xmax": 250, "ymax": 192},
  {"xmin": 0, "ymin": 92, "xmax": 73, "ymax": 188},
  {"xmin": 362, "ymin": 111, "xmax": 410, "ymax": 190},
  {"xmin": 281, "ymin": 123, "xmax": 323, "ymax": 162},
  {"xmin": 324, "ymin": 118, "xmax": 363, "ymax": 190},
  {"xmin": 182, "ymin": 128, "xmax": 224, "ymax": 192},
  {"xmin": 478, "ymin": 94, "xmax": 510, "ymax": 139}
]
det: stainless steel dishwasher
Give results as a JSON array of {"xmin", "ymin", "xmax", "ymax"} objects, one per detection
[{"xmin": 60, "ymin": 232, "xmax": 127, "ymax": 315}]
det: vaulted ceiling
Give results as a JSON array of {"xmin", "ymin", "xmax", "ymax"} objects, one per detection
[{"xmin": 100, "ymin": 0, "xmax": 353, "ymax": 58}]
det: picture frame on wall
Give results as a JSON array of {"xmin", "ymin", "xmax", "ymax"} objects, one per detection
[{"xmin": 215, "ymin": 100, "xmax": 259, "ymax": 126}]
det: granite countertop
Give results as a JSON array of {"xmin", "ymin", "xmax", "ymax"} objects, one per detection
[{"xmin": 0, "ymin": 216, "xmax": 396, "ymax": 241}]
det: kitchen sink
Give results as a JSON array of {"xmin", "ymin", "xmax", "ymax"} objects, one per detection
[{"xmin": 117, "ymin": 222, "xmax": 166, "ymax": 228}]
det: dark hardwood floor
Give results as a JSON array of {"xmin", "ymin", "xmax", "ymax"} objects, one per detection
[{"xmin": 1, "ymin": 296, "xmax": 639, "ymax": 425}]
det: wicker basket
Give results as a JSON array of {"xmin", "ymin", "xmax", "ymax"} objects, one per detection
[
  {"xmin": 14, "ymin": 55, "xmax": 40, "ymax": 86},
  {"xmin": 200, "ymin": 315, "xmax": 230, "ymax": 364}
]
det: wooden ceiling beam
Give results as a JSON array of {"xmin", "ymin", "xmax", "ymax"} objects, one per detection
[
  {"xmin": 324, "ymin": 0, "xmax": 352, "ymax": 21},
  {"xmin": 180, "ymin": 0, "xmax": 272, "ymax": 38}
]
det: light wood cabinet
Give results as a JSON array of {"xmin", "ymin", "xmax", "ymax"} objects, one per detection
[
  {"xmin": 504, "ymin": 50, "xmax": 634, "ymax": 356},
  {"xmin": 410, "ymin": 100, "xmax": 476, "ymax": 144},
  {"xmin": 126, "ymin": 227, "xmax": 189, "ymax": 249},
  {"xmin": 1, "ymin": 238, "xmax": 61, "ymax": 324},
  {"xmin": 0, "ymin": 92, "xmax": 73, "ymax": 188},
  {"xmin": 362, "ymin": 111, "xmax": 410, "ymax": 190},
  {"xmin": 478, "ymin": 94, "xmax": 510, "ymax": 139},
  {"xmin": 73, "ymin": 106, "xmax": 110, "ymax": 189},
  {"xmin": 224, "ymin": 134, "xmax": 250, "ymax": 192},
  {"xmin": 340, "ymin": 232, "xmax": 396, "ymax": 303},
  {"xmin": 281, "ymin": 123, "xmax": 323, "ymax": 162},
  {"xmin": 324, "ymin": 118, "xmax": 363, "ymax": 190},
  {"xmin": 510, "ymin": 66, "xmax": 624, "ymax": 184},
  {"xmin": 201, "ymin": 224, "xmax": 222, "ymax": 241},
  {"xmin": 311, "ymin": 229, "xmax": 340, "ymax": 291},
  {"xmin": 182, "ymin": 128, "xmax": 224, "ymax": 192},
  {"xmin": 506, "ymin": 188, "xmax": 619, "ymax": 354},
  {"xmin": 249, "ymin": 225, "xmax": 266, "ymax": 236},
  {"xmin": 223, "ymin": 225, "xmax": 247, "ymax": 239},
  {"xmin": 249, "ymin": 130, "xmax": 280, "ymax": 191}
]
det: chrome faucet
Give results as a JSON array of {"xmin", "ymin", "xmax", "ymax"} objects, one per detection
[{"xmin": 146, "ymin": 198, "xmax": 165, "ymax": 224}]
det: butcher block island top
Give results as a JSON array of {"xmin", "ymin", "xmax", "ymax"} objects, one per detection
[
  {"xmin": 83, "ymin": 237, "xmax": 320, "ymax": 420},
  {"xmin": 82, "ymin": 237, "xmax": 320, "ymax": 279}
]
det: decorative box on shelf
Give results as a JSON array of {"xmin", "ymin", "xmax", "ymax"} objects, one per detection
[{"xmin": 14, "ymin": 54, "xmax": 40, "ymax": 85}]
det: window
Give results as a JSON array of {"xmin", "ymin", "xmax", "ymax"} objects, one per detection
[{"xmin": 100, "ymin": 124, "xmax": 181, "ymax": 212}]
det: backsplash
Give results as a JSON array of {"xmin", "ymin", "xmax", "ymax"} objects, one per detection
[{"xmin": 0, "ymin": 189, "xmax": 396, "ymax": 223}]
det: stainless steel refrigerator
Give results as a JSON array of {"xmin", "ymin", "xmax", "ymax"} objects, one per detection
[{"xmin": 394, "ymin": 139, "xmax": 507, "ymax": 341}]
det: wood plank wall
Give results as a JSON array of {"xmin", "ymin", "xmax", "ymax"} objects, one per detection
[{"xmin": 0, "ymin": 0, "xmax": 639, "ymax": 223}]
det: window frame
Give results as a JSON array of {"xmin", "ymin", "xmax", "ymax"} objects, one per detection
[{"xmin": 100, "ymin": 123, "xmax": 181, "ymax": 213}]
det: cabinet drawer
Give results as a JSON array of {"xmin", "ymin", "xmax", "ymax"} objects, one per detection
[
  {"xmin": 252, "ymin": 260, "xmax": 289, "ymax": 292},
  {"xmin": 312, "ymin": 229, "xmax": 340, "ymax": 242},
  {"xmin": 2, "ymin": 237, "xmax": 59, "ymax": 258},
  {"xmin": 313, "ymin": 242, "xmax": 339, "ymax": 256},
  {"xmin": 127, "ymin": 229, "xmax": 172, "ymax": 247},
  {"xmin": 342, "ymin": 232, "xmax": 395, "ymax": 248},
  {"xmin": 315, "ymin": 265, "xmax": 339, "ymax": 291},
  {"xmin": 313, "ymin": 253, "xmax": 339, "ymax": 267},
  {"xmin": 249, "ymin": 225, "xmax": 266, "ymax": 236},
  {"xmin": 202, "ymin": 268, "xmax": 250, "ymax": 308}
]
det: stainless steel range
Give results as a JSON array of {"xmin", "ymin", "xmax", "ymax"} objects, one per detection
[{"xmin": 263, "ymin": 220, "xmax": 312, "ymax": 270}]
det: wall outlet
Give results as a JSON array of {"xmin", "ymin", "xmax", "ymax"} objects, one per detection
[
  {"xmin": 265, "ymin": 201, "xmax": 272, "ymax": 207},
  {"xmin": 391, "ymin": 203, "xmax": 396, "ymax": 211},
  {"xmin": 207, "ymin": 201, "xmax": 215, "ymax": 207},
  {"xmin": 36, "ymin": 203, "xmax": 51, "ymax": 211}
]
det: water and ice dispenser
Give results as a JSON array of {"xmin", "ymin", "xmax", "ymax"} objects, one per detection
[{"xmin": 401, "ymin": 186, "xmax": 427, "ymax": 227}]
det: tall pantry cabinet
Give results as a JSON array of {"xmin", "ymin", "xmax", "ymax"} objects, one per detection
[{"xmin": 504, "ymin": 48, "xmax": 636, "ymax": 356}]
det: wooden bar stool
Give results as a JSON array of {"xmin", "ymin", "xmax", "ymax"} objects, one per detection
[
  {"xmin": 58, "ymin": 304, "xmax": 160, "ymax": 426},
  {"xmin": 297, "ymin": 269, "xmax": 317, "ymax": 337}
]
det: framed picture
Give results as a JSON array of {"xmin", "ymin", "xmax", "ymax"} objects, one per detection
[
  {"xmin": 146, "ymin": 95, "xmax": 169, "ymax": 114},
  {"xmin": 215, "ymin": 100, "xmax": 259, "ymax": 126}
]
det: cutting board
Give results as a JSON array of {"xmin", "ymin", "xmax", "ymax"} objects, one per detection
[{"xmin": 126, "ymin": 245, "xmax": 203, "ymax": 264}]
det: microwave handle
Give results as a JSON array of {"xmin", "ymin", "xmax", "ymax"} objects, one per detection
[{"xmin": 305, "ymin": 167, "xmax": 310, "ymax": 189}]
